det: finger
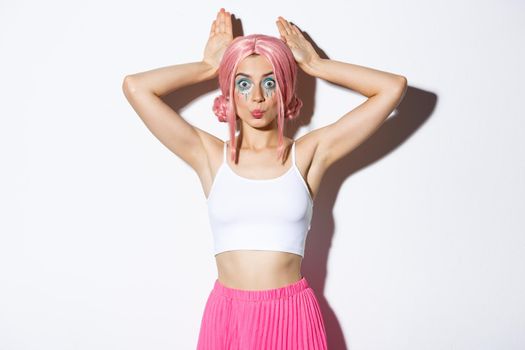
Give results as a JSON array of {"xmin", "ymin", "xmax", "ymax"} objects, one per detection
[
  {"xmin": 209, "ymin": 20, "xmax": 216, "ymax": 37},
  {"xmin": 283, "ymin": 19, "xmax": 293, "ymax": 35},
  {"xmin": 291, "ymin": 23, "xmax": 302, "ymax": 36},
  {"xmin": 220, "ymin": 9, "xmax": 227, "ymax": 33},
  {"xmin": 216, "ymin": 10, "xmax": 220, "ymax": 32},
  {"xmin": 215, "ymin": 10, "xmax": 222, "ymax": 33},
  {"xmin": 275, "ymin": 19, "xmax": 286, "ymax": 35},
  {"xmin": 278, "ymin": 16, "xmax": 292, "ymax": 35},
  {"xmin": 275, "ymin": 21, "xmax": 288, "ymax": 42},
  {"xmin": 225, "ymin": 11, "xmax": 232, "ymax": 34},
  {"xmin": 276, "ymin": 17, "xmax": 288, "ymax": 35}
]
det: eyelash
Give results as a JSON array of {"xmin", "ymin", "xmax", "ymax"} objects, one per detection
[{"xmin": 237, "ymin": 78, "xmax": 276, "ymax": 91}]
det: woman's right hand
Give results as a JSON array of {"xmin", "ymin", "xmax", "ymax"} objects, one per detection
[{"xmin": 202, "ymin": 8, "xmax": 233, "ymax": 74}]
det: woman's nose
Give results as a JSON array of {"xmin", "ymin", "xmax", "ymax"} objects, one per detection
[{"xmin": 252, "ymin": 84, "xmax": 265, "ymax": 102}]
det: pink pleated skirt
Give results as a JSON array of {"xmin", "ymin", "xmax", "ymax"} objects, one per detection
[{"xmin": 196, "ymin": 276, "xmax": 328, "ymax": 349}]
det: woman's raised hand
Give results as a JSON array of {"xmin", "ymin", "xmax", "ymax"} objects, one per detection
[
  {"xmin": 276, "ymin": 16, "xmax": 320, "ymax": 71},
  {"xmin": 203, "ymin": 8, "xmax": 233, "ymax": 73}
]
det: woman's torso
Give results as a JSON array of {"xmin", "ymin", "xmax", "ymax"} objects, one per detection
[
  {"xmin": 215, "ymin": 250, "xmax": 303, "ymax": 290},
  {"xmin": 201, "ymin": 136, "xmax": 324, "ymax": 290}
]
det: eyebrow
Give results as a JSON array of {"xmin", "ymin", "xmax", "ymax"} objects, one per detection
[{"xmin": 235, "ymin": 71, "xmax": 274, "ymax": 78}]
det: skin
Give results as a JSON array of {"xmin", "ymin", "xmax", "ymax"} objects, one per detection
[{"xmin": 122, "ymin": 8, "xmax": 408, "ymax": 290}]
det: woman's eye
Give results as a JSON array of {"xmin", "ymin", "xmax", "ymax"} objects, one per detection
[
  {"xmin": 264, "ymin": 79, "xmax": 276, "ymax": 89},
  {"xmin": 237, "ymin": 80, "xmax": 251, "ymax": 89}
]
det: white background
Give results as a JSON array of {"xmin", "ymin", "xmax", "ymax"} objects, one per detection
[{"xmin": 2, "ymin": 0, "xmax": 524, "ymax": 349}]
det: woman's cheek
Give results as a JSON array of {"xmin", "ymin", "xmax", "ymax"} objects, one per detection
[
  {"xmin": 264, "ymin": 87, "xmax": 276, "ymax": 99},
  {"xmin": 233, "ymin": 90, "xmax": 243, "ymax": 107},
  {"xmin": 235, "ymin": 87, "xmax": 251, "ymax": 102}
]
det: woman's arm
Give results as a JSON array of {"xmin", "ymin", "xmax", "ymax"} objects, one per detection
[
  {"xmin": 123, "ymin": 61, "xmax": 217, "ymax": 97},
  {"xmin": 122, "ymin": 61, "xmax": 218, "ymax": 173},
  {"xmin": 303, "ymin": 58, "xmax": 406, "ymax": 98},
  {"xmin": 303, "ymin": 57, "xmax": 407, "ymax": 168},
  {"xmin": 122, "ymin": 8, "xmax": 233, "ymax": 174},
  {"xmin": 276, "ymin": 16, "xmax": 407, "ymax": 169}
]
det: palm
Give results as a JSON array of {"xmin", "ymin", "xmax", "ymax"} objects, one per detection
[
  {"xmin": 276, "ymin": 17, "xmax": 320, "ymax": 68},
  {"xmin": 203, "ymin": 8, "xmax": 233, "ymax": 70}
]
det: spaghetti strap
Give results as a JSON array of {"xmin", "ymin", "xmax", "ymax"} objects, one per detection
[
  {"xmin": 223, "ymin": 141, "xmax": 227, "ymax": 163},
  {"xmin": 291, "ymin": 141, "xmax": 296, "ymax": 166}
]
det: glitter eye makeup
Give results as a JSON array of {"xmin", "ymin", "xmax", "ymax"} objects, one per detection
[
  {"xmin": 236, "ymin": 79, "xmax": 252, "ymax": 91},
  {"xmin": 235, "ymin": 77, "xmax": 276, "ymax": 100},
  {"xmin": 236, "ymin": 79, "xmax": 253, "ymax": 100},
  {"xmin": 262, "ymin": 78, "xmax": 276, "ymax": 98}
]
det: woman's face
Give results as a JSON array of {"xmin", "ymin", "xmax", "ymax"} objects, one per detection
[{"xmin": 233, "ymin": 54, "xmax": 279, "ymax": 128}]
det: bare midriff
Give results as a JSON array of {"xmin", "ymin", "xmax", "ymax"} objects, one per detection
[{"xmin": 215, "ymin": 250, "xmax": 303, "ymax": 290}]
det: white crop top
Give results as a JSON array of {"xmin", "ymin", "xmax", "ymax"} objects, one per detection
[{"xmin": 206, "ymin": 140, "xmax": 314, "ymax": 257}]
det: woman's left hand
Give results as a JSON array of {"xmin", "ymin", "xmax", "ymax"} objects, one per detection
[{"xmin": 276, "ymin": 16, "xmax": 321, "ymax": 71}]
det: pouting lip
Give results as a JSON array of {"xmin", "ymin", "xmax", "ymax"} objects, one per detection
[{"xmin": 251, "ymin": 109, "xmax": 265, "ymax": 113}]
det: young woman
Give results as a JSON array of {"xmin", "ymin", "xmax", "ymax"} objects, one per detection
[{"xmin": 122, "ymin": 8, "xmax": 407, "ymax": 349}]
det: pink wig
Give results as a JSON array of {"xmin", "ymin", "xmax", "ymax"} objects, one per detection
[{"xmin": 212, "ymin": 34, "xmax": 303, "ymax": 162}]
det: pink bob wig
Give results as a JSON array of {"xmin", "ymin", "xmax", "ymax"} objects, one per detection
[{"xmin": 212, "ymin": 34, "xmax": 303, "ymax": 162}]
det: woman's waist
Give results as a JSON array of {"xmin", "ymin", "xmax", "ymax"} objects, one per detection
[{"xmin": 215, "ymin": 250, "xmax": 302, "ymax": 290}]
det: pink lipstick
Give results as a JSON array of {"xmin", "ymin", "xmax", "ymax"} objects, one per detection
[{"xmin": 251, "ymin": 109, "xmax": 265, "ymax": 118}]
